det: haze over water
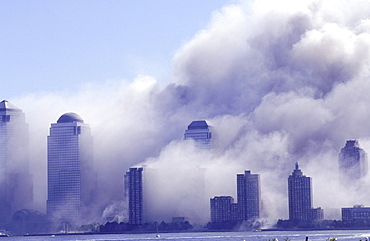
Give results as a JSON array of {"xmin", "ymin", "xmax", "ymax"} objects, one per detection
[{"xmin": 4, "ymin": 230, "xmax": 370, "ymax": 241}]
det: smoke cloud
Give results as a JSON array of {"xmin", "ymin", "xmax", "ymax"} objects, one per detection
[{"xmin": 12, "ymin": 0, "xmax": 370, "ymax": 225}]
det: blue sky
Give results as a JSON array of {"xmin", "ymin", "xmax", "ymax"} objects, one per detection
[{"xmin": 0, "ymin": 0, "xmax": 232, "ymax": 99}]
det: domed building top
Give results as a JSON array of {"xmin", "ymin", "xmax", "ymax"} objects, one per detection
[{"xmin": 57, "ymin": 112, "xmax": 84, "ymax": 123}]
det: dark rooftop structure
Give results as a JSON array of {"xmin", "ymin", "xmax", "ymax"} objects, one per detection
[
  {"xmin": 0, "ymin": 100, "xmax": 20, "ymax": 111},
  {"xmin": 184, "ymin": 120, "xmax": 213, "ymax": 149},
  {"xmin": 187, "ymin": 120, "xmax": 210, "ymax": 130},
  {"xmin": 57, "ymin": 112, "xmax": 84, "ymax": 123}
]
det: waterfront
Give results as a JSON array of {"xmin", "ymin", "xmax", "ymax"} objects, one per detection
[{"xmin": 4, "ymin": 230, "xmax": 370, "ymax": 241}]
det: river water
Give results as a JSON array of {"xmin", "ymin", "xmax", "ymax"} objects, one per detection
[{"xmin": 4, "ymin": 230, "xmax": 370, "ymax": 241}]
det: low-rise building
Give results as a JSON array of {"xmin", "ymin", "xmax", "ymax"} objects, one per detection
[{"xmin": 342, "ymin": 205, "xmax": 370, "ymax": 221}]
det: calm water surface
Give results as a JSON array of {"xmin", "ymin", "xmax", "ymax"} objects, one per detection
[{"xmin": 5, "ymin": 230, "xmax": 370, "ymax": 241}]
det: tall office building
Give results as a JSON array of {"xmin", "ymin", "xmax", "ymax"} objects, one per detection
[
  {"xmin": 288, "ymin": 162, "xmax": 323, "ymax": 222},
  {"xmin": 0, "ymin": 100, "xmax": 32, "ymax": 228},
  {"xmin": 47, "ymin": 113, "xmax": 95, "ymax": 229},
  {"xmin": 184, "ymin": 120, "xmax": 212, "ymax": 149},
  {"xmin": 338, "ymin": 140, "xmax": 368, "ymax": 182},
  {"xmin": 124, "ymin": 167, "xmax": 143, "ymax": 225},
  {"xmin": 237, "ymin": 170, "xmax": 261, "ymax": 221}
]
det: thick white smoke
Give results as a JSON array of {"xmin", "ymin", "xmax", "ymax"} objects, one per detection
[{"xmin": 12, "ymin": 0, "xmax": 370, "ymax": 225}]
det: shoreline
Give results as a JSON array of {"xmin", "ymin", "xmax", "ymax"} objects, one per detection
[{"xmin": 22, "ymin": 228, "xmax": 370, "ymax": 237}]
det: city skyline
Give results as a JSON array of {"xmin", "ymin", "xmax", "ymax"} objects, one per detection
[
  {"xmin": 2, "ymin": 98, "xmax": 370, "ymax": 226},
  {"xmin": 0, "ymin": 100, "xmax": 369, "ymax": 232},
  {"xmin": 2, "ymin": 0, "xmax": 370, "ymax": 229}
]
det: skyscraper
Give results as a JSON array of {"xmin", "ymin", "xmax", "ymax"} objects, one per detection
[
  {"xmin": 0, "ymin": 100, "xmax": 32, "ymax": 228},
  {"xmin": 338, "ymin": 140, "xmax": 368, "ymax": 182},
  {"xmin": 288, "ymin": 162, "xmax": 323, "ymax": 222},
  {"xmin": 237, "ymin": 170, "xmax": 261, "ymax": 221},
  {"xmin": 209, "ymin": 170, "xmax": 261, "ymax": 224},
  {"xmin": 125, "ymin": 167, "xmax": 143, "ymax": 225},
  {"xmin": 47, "ymin": 113, "xmax": 95, "ymax": 229},
  {"xmin": 184, "ymin": 120, "xmax": 212, "ymax": 149},
  {"xmin": 288, "ymin": 162, "xmax": 311, "ymax": 221}
]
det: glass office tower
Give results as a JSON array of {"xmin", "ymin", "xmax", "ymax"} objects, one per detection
[
  {"xmin": 0, "ymin": 100, "xmax": 32, "ymax": 228},
  {"xmin": 47, "ymin": 113, "xmax": 95, "ymax": 230},
  {"xmin": 339, "ymin": 140, "xmax": 368, "ymax": 182},
  {"xmin": 184, "ymin": 120, "xmax": 212, "ymax": 149}
]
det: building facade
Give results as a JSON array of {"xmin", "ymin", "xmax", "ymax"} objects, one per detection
[
  {"xmin": 342, "ymin": 205, "xmax": 370, "ymax": 222},
  {"xmin": 0, "ymin": 100, "xmax": 33, "ymax": 228},
  {"xmin": 125, "ymin": 167, "xmax": 143, "ymax": 225},
  {"xmin": 288, "ymin": 162, "xmax": 323, "ymax": 222},
  {"xmin": 46, "ymin": 113, "xmax": 95, "ymax": 229},
  {"xmin": 339, "ymin": 140, "xmax": 368, "ymax": 182},
  {"xmin": 184, "ymin": 120, "xmax": 212, "ymax": 149},
  {"xmin": 210, "ymin": 196, "xmax": 234, "ymax": 223},
  {"xmin": 288, "ymin": 162, "xmax": 311, "ymax": 221},
  {"xmin": 237, "ymin": 170, "xmax": 261, "ymax": 221},
  {"xmin": 209, "ymin": 170, "xmax": 261, "ymax": 223}
]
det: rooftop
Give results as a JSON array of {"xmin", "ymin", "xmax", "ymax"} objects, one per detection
[
  {"xmin": 187, "ymin": 120, "xmax": 211, "ymax": 130},
  {"xmin": 0, "ymin": 100, "xmax": 20, "ymax": 111},
  {"xmin": 344, "ymin": 140, "xmax": 360, "ymax": 148},
  {"xmin": 57, "ymin": 112, "xmax": 84, "ymax": 123},
  {"xmin": 291, "ymin": 162, "xmax": 304, "ymax": 177}
]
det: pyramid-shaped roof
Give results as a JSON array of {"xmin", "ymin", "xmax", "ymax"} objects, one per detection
[
  {"xmin": 0, "ymin": 100, "xmax": 20, "ymax": 111},
  {"xmin": 187, "ymin": 120, "xmax": 211, "ymax": 130}
]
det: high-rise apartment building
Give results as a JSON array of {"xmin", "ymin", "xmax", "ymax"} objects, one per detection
[
  {"xmin": 184, "ymin": 120, "xmax": 212, "ymax": 149},
  {"xmin": 288, "ymin": 162, "xmax": 323, "ymax": 222},
  {"xmin": 288, "ymin": 162, "xmax": 311, "ymax": 221},
  {"xmin": 0, "ymin": 100, "xmax": 32, "ymax": 228},
  {"xmin": 209, "ymin": 170, "xmax": 261, "ymax": 223},
  {"xmin": 47, "ymin": 113, "xmax": 95, "ymax": 229},
  {"xmin": 339, "ymin": 140, "xmax": 368, "ymax": 182},
  {"xmin": 125, "ymin": 167, "xmax": 143, "ymax": 225},
  {"xmin": 210, "ymin": 196, "xmax": 234, "ymax": 223},
  {"xmin": 237, "ymin": 170, "xmax": 261, "ymax": 221}
]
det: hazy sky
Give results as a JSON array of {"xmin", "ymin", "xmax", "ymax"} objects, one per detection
[{"xmin": 0, "ymin": 0, "xmax": 232, "ymax": 99}]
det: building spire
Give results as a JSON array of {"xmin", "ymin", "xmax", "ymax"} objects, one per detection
[{"xmin": 291, "ymin": 162, "xmax": 303, "ymax": 177}]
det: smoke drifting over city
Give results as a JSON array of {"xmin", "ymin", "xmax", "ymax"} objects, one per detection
[{"xmin": 12, "ymin": 0, "xmax": 370, "ymax": 225}]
